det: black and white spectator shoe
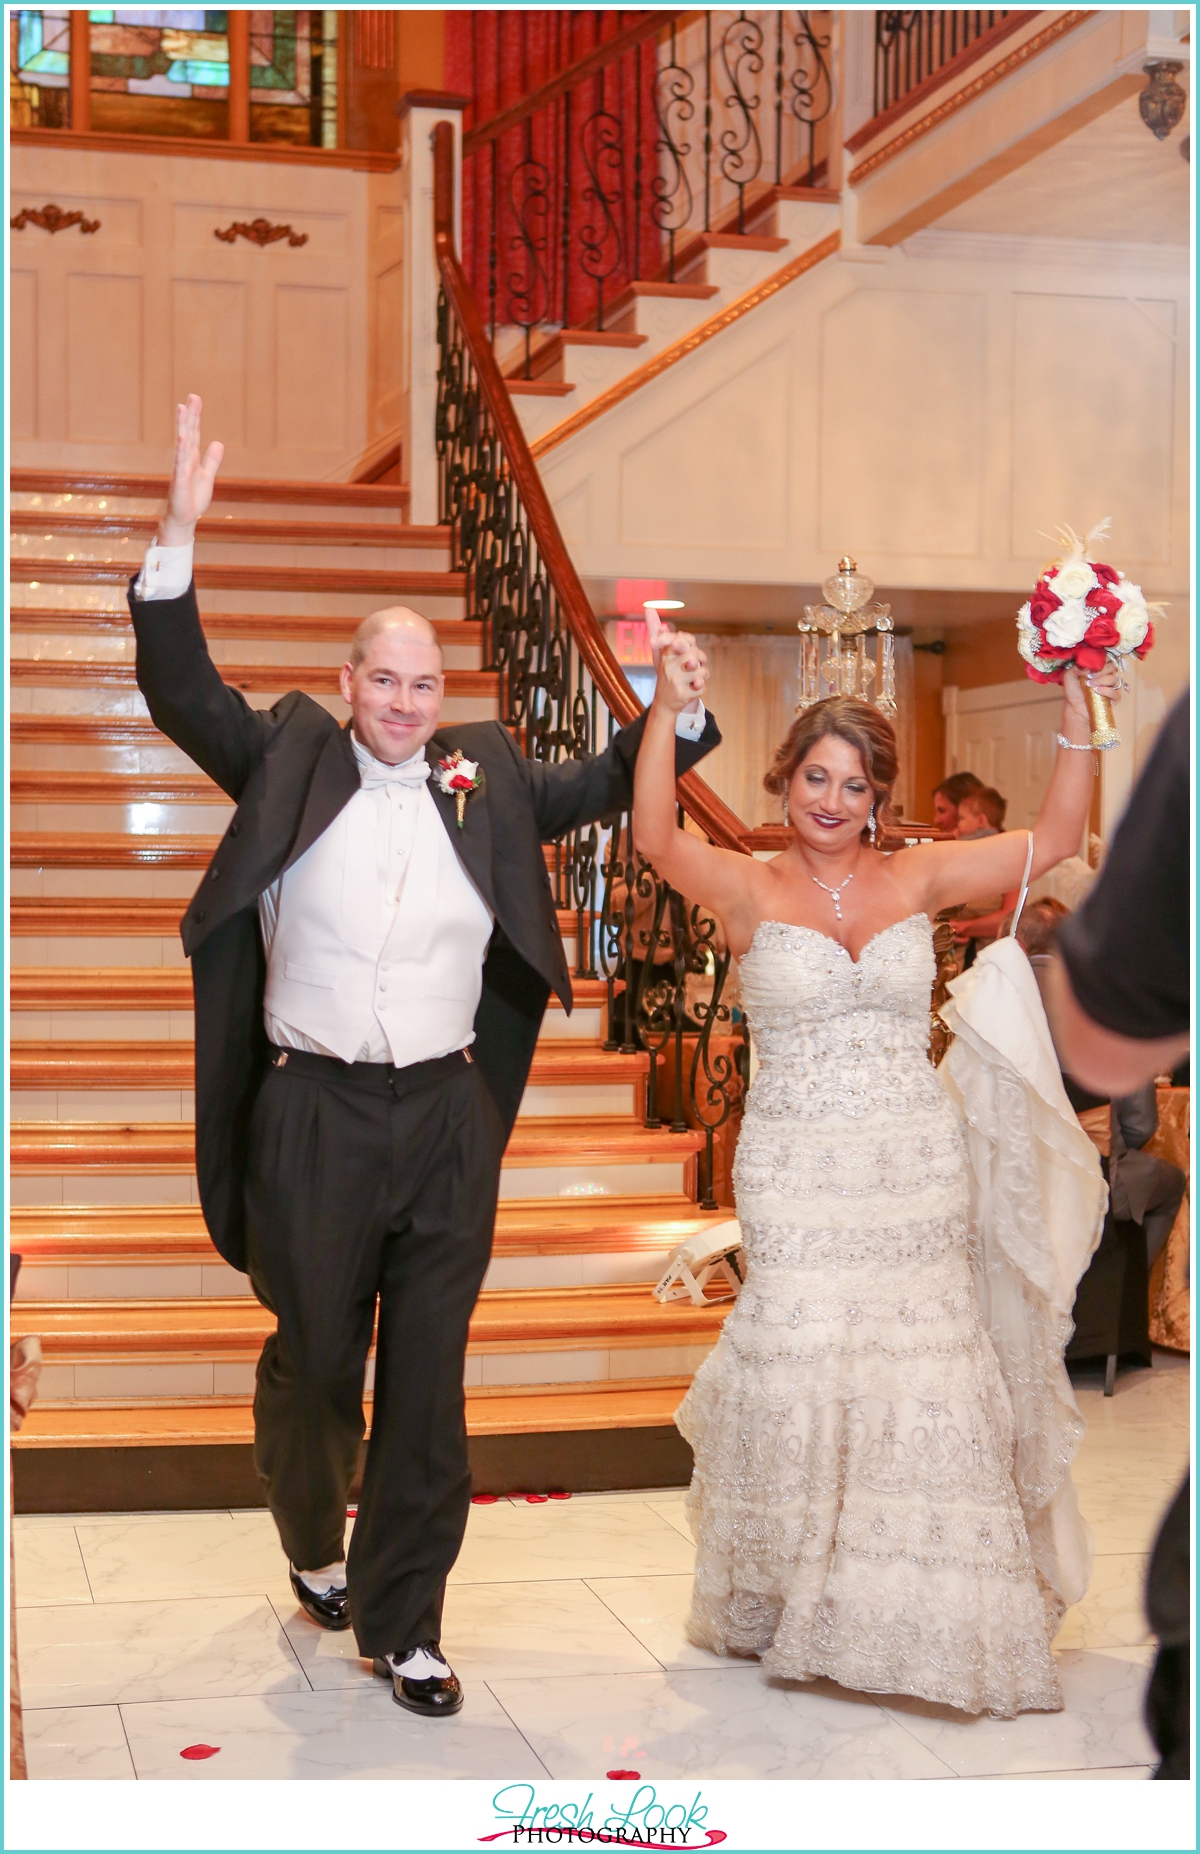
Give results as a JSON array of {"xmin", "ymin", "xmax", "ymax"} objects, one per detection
[
  {"xmin": 288, "ymin": 1564, "xmax": 351, "ymax": 1632},
  {"xmin": 373, "ymin": 1641, "xmax": 463, "ymax": 1716}
]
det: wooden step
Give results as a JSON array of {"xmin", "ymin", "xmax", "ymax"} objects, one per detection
[
  {"xmin": 10, "ymin": 1284, "xmax": 726, "ymax": 1359},
  {"xmin": 14, "ymin": 559, "xmax": 459, "ymax": 595},
  {"xmin": 15, "ymin": 894, "xmax": 566, "ymax": 936},
  {"xmin": 10, "ymin": 1116, "xmax": 702, "ymax": 1174},
  {"xmin": 12, "ymin": 832, "xmax": 219, "ymax": 867},
  {"xmin": 11, "ymin": 659, "xmax": 494, "ymax": 698},
  {"xmin": 506, "ymin": 380, "xmax": 576, "ymax": 397},
  {"xmin": 11, "ymin": 1194, "xmax": 723, "ymax": 1266},
  {"xmin": 10, "ymin": 968, "xmax": 613, "ymax": 1010},
  {"xmin": 12, "ymin": 1376, "xmax": 690, "ymax": 1448},
  {"xmin": 11, "ymin": 1038, "xmax": 645, "ymax": 1089},
  {"xmin": 13, "ymin": 468, "xmax": 411, "ymax": 510},
  {"xmin": 700, "ymin": 231, "xmax": 790, "ymax": 252},
  {"xmin": 13, "ymin": 512, "xmax": 438, "ymax": 551},
  {"xmin": 12, "ymin": 772, "xmax": 221, "ymax": 805},
  {"xmin": 508, "ymin": 327, "xmax": 648, "ymax": 384},
  {"xmin": 11, "ymin": 609, "xmax": 482, "ymax": 646}
]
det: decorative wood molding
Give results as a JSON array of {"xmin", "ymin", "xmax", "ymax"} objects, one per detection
[
  {"xmin": 848, "ymin": 11, "xmax": 1098, "ymax": 187},
  {"xmin": 528, "ymin": 231, "xmax": 841, "ymax": 460},
  {"xmin": 844, "ymin": 13, "xmax": 1042, "ymax": 156},
  {"xmin": 11, "ymin": 203, "xmax": 100, "ymax": 235},
  {"xmin": 11, "ymin": 832, "xmax": 219, "ymax": 868},
  {"xmin": 11, "ymin": 127, "xmax": 401, "ymax": 172},
  {"xmin": 10, "ymin": 898, "xmax": 187, "ymax": 935},
  {"xmin": 214, "ymin": 217, "xmax": 308, "ymax": 249}
]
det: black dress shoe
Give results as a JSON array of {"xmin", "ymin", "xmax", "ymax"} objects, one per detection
[
  {"xmin": 288, "ymin": 1564, "xmax": 351, "ymax": 1632},
  {"xmin": 373, "ymin": 1642, "xmax": 464, "ymax": 1717}
]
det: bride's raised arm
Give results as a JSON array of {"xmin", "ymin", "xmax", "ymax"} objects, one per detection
[
  {"xmin": 902, "ymin": 660, "xmax": 1120, "ymax": 917},
  {"xmin": 633, "ymin": 636, "xmax": 769, "ymax": 949}
]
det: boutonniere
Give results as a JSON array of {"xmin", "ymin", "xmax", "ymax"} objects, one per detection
[{"xmin": 434, "ymin": 750, "xmax": 483, "ymax": 828}]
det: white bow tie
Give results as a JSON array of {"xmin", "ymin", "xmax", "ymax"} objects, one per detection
[{"xmin": 351, "ymin": 734, "xmax": 432, "ymax": 791}]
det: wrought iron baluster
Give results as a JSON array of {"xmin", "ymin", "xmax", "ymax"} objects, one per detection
[
  {"xmin": 507, "ymin": 117, "xmax": 552, "ymax": 377},
  {"xmin": 719, "ymin": 10, "xmax": 765, "ymax": 234},
  {"xmin": 774, "ymin": 10, "xmax": 784, "ymax": 187},
  {"xmin": 788, "ymin": 12, "xmax": 833, "ymax": 187},
  {"xmin": 578, "ymin": 65, "xmax": 625, "ymax": 331},
  {"xmin": 650, "ymin": 21, "xmax": 694, "ymax": 284},
  {"xmin": 703, "ymin": 10, "xmax": 713, "ymax": 232}
]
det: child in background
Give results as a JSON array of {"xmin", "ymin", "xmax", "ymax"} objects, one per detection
[{"xmin": 955, "ymin": 786, "xmax": 1007, "ymax": 839}]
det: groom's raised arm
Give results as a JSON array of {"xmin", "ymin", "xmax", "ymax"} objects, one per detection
[
  {"xmin": 130, "ymin": 395, "xmax": 271, "ymax": 799},
  {"xmin": 514, "ymin": 631, "xmax": 719, "ymax": 841}
]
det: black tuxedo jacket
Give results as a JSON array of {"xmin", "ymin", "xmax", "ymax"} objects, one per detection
[{"xmin": 130, "ymin": 582, "xmax": 720, "ymax": 1271}]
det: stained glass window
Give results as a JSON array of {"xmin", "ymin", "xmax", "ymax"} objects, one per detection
[
  {"xmin": 89, "ymin": 9, "xmax": 231, "ymax": 99},
  {"xmin": 11, "ymin": 8, "xmax": 70, "ymax": 127}
]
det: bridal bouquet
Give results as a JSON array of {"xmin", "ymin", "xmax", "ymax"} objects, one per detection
[{"xmin": 1016, "ymin": 520, "xmax": 1157, "ymax": 748}]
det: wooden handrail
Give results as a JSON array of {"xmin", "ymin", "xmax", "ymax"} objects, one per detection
[
  {"xmin": 432, "ymin": 120, "xmax": 750, "ymax": 855},
  {"xmin": 461, "ymin": 11, "xmax": 685, "ymax": 157}
]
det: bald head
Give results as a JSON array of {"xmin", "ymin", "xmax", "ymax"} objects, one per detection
[{"xmin": 350, "ymin": 606, "xmax": 444, "ymax": 670}]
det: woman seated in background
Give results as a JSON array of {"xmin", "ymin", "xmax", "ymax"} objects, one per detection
[{"xmin": 1018, "ymin": 897, "xmax": 1186, "ymax": 1270}]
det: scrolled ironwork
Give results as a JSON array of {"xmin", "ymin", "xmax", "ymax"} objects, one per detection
[
  {"xmin": 718, "ymin": 10, "xmax": 765, "ymax": 233},
  {"xmin": 651, "ymin": 24, "xmax": 696, "ymax": 282},
  {"xmin": 787, "ymin": 11, "xmax": 834, "ymax": 186},
  {"xmin": 505, "ymin": 126, "xmax": 553, "ymax": 375},
  {"xmin": 873, "ymin": 10, "xmax": 1011, "ymax": 117},
  {"xmin": 578, "ymin": 100, "xmax": 626, "ymax": 331}
]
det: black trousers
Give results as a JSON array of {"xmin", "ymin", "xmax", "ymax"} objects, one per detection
[{"xmin": 244, "ymin": 1046, "xmax": 503, "ymax": 1657}]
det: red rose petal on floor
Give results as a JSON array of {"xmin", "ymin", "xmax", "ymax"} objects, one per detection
[
  {"xmin": 180, "ymin": 1744, "xmax": 220, "ymax": 1760},
  {"xmin": 524, "ymin": 1494, "xmax": 549, "ymax": 1503},
  {"xmin": 471, "ymin": 1493, "xmax": 500, "ymax": 1504},
  {"xmin": 548, "ymin": 1491, "xmax": 572, "ymax": 1500},
  {"xmin": 606, "ymin": 1769, "xmax": 641, "ymax": 1780}
]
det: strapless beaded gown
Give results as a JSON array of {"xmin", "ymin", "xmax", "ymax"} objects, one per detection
[{"xmin": 676, "ymin": 915, "xmax": 1064, "ymax": 1717}]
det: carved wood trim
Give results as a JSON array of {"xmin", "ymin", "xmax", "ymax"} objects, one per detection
[
  {"xmin": 214, "ymin": 217, "xmax": 308, "ymax": 248},
  {"xmin": 11, "ymin": 127, "xmax": 401, "ymax": 172},
  {"xmin": 11, "ymin": 203, "xmax": 100, "ymax": 235}
]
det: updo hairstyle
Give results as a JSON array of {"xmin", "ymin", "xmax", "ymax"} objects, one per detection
[{"xmin": 764, "ymin": 696, "xmax": 899, "ymax": 846}]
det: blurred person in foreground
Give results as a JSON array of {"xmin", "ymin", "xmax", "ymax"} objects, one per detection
[
  {"xmin": 1045, "ymin": 692, "xmax": 1191, "ymax": 1781},
  {"xmin": 1018, "ymin": 898, "xmax": 1185, "ymax": 1273}
]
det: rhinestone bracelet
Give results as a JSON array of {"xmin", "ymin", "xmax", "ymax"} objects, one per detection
[{"xmin": 1056, "ymin": 734, "xmax": 1095, "ymax": 751}]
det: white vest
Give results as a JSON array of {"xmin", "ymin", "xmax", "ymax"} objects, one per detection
[{"xmin": 260, "ymin": 750, "xmax": 493, "ymax": 1067}]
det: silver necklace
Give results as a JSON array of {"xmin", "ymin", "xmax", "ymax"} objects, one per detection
[{"xmin": 811, "ymin": 869, "xmax": 855, "ymax": 921}]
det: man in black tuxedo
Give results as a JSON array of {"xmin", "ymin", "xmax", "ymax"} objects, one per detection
[{"xmin": 130, "ymin": 397, "xmax": 719, "ymax": 1716}]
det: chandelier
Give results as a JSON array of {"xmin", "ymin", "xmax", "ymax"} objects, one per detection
[{"xmin": 796, "ymin": 556, "xmax": 897, "ymax": 718}]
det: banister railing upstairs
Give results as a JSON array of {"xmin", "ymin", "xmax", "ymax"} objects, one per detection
[{"xmin": 433, "ymin": 120, "xmax": 749, "ymax": 860}]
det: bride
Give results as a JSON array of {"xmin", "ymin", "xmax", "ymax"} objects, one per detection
[{"xmin": 634, "ymin": 637, "xmax": 1120, "ymax": 1718}]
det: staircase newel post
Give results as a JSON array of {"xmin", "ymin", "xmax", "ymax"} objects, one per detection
[{"xmin": 400, "ymin": 90, "xmax": 468, "ymax": 525}]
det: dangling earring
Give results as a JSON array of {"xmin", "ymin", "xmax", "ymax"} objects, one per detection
[
  {"xmin": 783, "ymin": 797, "xmax": 789, "ymax": 827},
  {"xmin": 868, "ymin": 805, "xmax": 877, "ymax": 846}
]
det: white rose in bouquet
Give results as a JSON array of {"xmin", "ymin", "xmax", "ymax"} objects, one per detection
[
  {"xmin": 1114, "ymin": 581, "xmax": 1150, "ymax": 651},
  {"xmin": 1016, "ymin": 601, "xmax": 1044, "ymax": 666},
  {"xmin": 1052, "ymin": 559, "xmax": 1097, "ymax": 601},
  {"xmin": 1043, "ymin": 596, "xmax": 1091, "ymax": 649}
]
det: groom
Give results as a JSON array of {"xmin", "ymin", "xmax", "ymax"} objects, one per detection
[{"xmin": 130, "ymin": 397, "xmax": 719, "ymax": 1715}]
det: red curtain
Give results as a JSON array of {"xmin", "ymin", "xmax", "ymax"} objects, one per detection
[{"xmin": 446, "ymin": 10, "xmax": 663, "ymax": 343}]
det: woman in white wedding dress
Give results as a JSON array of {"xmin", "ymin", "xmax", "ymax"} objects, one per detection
[{"xmin": 634, "ymin": 638, "xmax": 1120, "ymax": 1718}]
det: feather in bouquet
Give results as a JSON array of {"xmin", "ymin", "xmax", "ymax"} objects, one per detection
[{"xmin": 1016, "ymin": 520, "xmax": 1158, "ymax": 749}]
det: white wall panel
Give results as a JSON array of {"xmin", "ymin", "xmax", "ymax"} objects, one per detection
[
  {"xmin": 819, "ymin": 289, "xmax": 985, "ymax": 558},
  {"xmin": 11, "ymin": 269, "xmax": 38, "ymax": 439},
  {"xmin": 619, "ymin": 344, "xmax": 790, "ymax": 551},
  {"xmin": 172, "ymin": 278, "xmax": 248, "ymax": 446},
  {"xmin": 274, "ymin": 285, "xmax": 348, "ymax": 451},
  {"xmin": 66, "ymin": 272, "xmax": 142, "ymax": 443},
  {"xmin": 1011, "ymin": 293, "xmax": 1175, "ymax": 565}
]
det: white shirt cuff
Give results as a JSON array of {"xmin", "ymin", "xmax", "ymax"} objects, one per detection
[
  {"xmin": 674, "ymin": 702, "xmax": 707, "ymax": 742},
  {"xmin": 135, "ymin": 541, "xmax": 194, "ymax": 601}
]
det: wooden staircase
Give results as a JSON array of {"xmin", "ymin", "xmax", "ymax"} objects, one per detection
[
  {"xmin": 502, "ymin": 187, "xmax": 841, "ymax": 445},
  {"xmin": 10, "ymin": 471, "xmax": 732, "ymax": 1506}
]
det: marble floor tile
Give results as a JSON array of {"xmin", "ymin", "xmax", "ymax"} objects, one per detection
[
  {"xmin": 585, "ymin": 1573, "xmax": 747, "ymax": 1672},
  {"xmin": 983, "ymin": 1765, "xmax": 1154, "ymax": 1780},
  {"xmin": 1056, "ymin": 1556, "xmax": 1152, "ymax": 1652},
  {"xmin": 118, "ymin": 1683, "xmax": 549, "ymax": 1779},
  {"xmin": 1073, "ymin": 1480, "xmax": 1182, "ymax": 1557},
  {"xmin": 644, "ymin": 1495, "xmax": 694, "ymax": 1543},
  {"xmin": 878, "ymin": 1649, "xmax": 1156, "ymax": 1777},
  {"xmin": 17, "ymin": 1595, "xmax": 309, "ymax": 1708},
  {"xmin": 75, "ymin": 1511, "xmax": 295, "ymax": 1603},
  {"xmin": 22, "ymin": 1704, "xmax": 136, "ymax": 1780},
  {"xmin": 489, "ymin": 1666, "xmax": 956, "ymax": 1779},
  {"xmin": 451, "ymin": 1499, "xmax": 697, "ymax": 1585},
  {"xmin": 274, "ymin": 1578, "xmax": 662, "ymax": 1690},
  {"xmin": 13, "ymin": 1524, "xmax": 93, "ymax": 1608}
]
